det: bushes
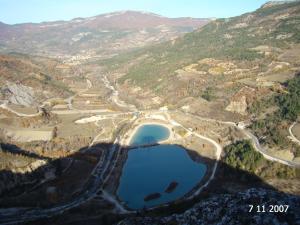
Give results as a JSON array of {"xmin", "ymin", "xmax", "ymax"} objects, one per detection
[
  {"xmin": 223, "ymin": 140, "xmax": 299, "ymax": 179},
  {"xmin": 248, "ymin": 96, "xmax": 275, "ymax": 114},
  {"xmin": 224, "ymin": 140, "xmax": 264, "ymax": 173},
  {"xmin": 276, "ymin": 73, "xmax": 300, "ymax": 121},
  {"xmin": 250, "ymin": 73, "xmax": 300, "ymax": 147},
  {"xmin": 201, "ymin": 87, "xmax": 215, "ymax": 101}
]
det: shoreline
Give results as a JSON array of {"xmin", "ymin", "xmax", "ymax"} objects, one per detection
[
  {"xmin": 123, "ymin": 121, "xmax": 175, "ymax": 147},
  {"xmin": 108, "ymin": 120, "xmax": 175, "ymax": 211},
  {"xmin": 111, "ymin": 117, "xmax": 217, "ymax": 211},
  {"xmin": 103, "ymin": 110, "xmax": 222, "ymax": 213}
]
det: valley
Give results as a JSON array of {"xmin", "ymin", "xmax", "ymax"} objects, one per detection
[{"xmin": 0, "ymin": 1, "xmax": 300, "ymax": 225}]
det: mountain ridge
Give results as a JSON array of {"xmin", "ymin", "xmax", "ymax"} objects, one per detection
[
  {"xmin": 0, "ymin": 10, "xmax": 210, "ymax": 26},
  {"xmin": 0, "ymin": 10, "xmax": 210, "ymax": 58}
]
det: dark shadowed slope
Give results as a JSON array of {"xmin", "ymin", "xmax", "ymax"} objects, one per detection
[{"xmin": 0, "ymin": 140, "xmax": 299, "ymax": 225}]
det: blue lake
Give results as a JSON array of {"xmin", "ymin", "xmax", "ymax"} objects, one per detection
[{"xmin": 117, "ymin": 124, "xmax": 207, "ymax": 209}]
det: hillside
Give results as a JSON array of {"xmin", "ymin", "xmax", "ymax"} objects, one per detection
[
  {"xmin": 0, "ymin": 53, "xmax": 74, "ymax": 106},
  {"xmin": 100, "ymin": 1, "xmax": 300, "ymax": 114},
  {"xmin": 0, "ymin": 11, "xmax": 210, "ymax": 60}
]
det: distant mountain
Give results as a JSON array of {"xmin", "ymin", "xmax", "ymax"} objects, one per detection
[
  {"xmin": 68, "ymin": 11, "xmax": 208, "ymax": 29},
  {"xmin": 0, "ymin": 11, "xmax": 210, "ymax": 58}
]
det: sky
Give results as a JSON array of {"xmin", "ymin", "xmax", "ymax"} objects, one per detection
[{"xmin": 0, "ymin": 0, "xmax": 273, "ymax": 24}]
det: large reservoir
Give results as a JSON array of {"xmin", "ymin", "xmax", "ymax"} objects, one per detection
[{"xmin": 117, "ymin": 124, "xmax": 207, "ymax": 209}]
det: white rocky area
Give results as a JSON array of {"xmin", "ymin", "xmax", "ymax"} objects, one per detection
[{"xmin": 1, "ymin": 82, "xmax": 35, "ymax": 106}]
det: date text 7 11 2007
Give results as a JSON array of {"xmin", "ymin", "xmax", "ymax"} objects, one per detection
[{"xmin": 249, "ymin": 205, "xmax": 289, "ymax": 213}]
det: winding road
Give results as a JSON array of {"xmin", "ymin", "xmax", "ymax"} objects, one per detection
[
  {"xmin": 288, "ymin": 122, "xmax": 300, "ymax": 145},
  {"xmin": 0, "ymin": 102, "xmax": 42, "ymax": 117},
  {"xmin": 66, "ymin": 79, "xmax": 92, "ymax": 110},
  {"xmin": 180, "ymin": 111, "xmax": 300, "ymax": 167},
  {"xmin": 101, "ymin": 75, "xmax": 137, "ymax": 111}
]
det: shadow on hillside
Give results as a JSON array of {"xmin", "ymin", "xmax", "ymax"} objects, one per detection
[
  {"xmin": 0, "ymin": 140, "xmax": 299, "ymax": 225},
  {"xmin": 0, "ymin": 143, "xmax": 51, "ymax": 160}
]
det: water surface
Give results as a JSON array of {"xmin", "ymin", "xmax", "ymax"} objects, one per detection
[
  {"xmin": 118, "ymin": 124, "xmax": 207, "ymax": 209},
  {"xmin": 130, "ymin": 124, "xmax": 170, "ymax": 145}
]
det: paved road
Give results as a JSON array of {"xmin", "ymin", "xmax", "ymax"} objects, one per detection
[
  {"xmin": 180, "ymin": 111, "xmax": 300, "ymax": 168},
  {"xmin": 0, "ymin": 103, "xmax": 41, "ymax": 117},
  {"xmin": 66, "ymin": 79, "xmax": 92, "ymax": 110},
  {"xmin": 101, "ymin": 75, "xmax": 137, "ymax": 111},
  {"xmin": 288, "ymin": 122, "xmax": 300, "ymax": 145},
  {"xmin": 241, "ymin": 128, "xmax": 300, "ymax": 167}
]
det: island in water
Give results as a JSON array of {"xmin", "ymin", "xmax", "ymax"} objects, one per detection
[
  {"xmin": 144, "ymin": 193, "xmax": 161, "ymax": 202},
  {"xmin": 165, "ymin": 181, "xmax": 179, "ymax": 193}
]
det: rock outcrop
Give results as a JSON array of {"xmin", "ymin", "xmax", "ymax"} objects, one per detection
[
  {"xmin": 226, "ymin": 87, "xmax": 256, "ymax": 115},
  {"xmin": 121, "ymin": 188, "xmax": 300, "ymax": 225},
  {"xmin": 2, "ymin": 82, "xmax": 35, "ymax": 106}
]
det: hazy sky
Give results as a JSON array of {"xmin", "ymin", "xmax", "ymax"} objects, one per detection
[{"xmin": 0, "ymin": 0, "xmax": 272, "ymax": 24}]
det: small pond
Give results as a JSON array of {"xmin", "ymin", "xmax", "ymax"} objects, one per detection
[{"xmin": 129, "ymin": 124, "xmax": 170, "ymax": 145}]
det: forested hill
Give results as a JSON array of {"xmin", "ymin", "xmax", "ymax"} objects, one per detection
[{"xmin": 103, "ymin": 1, "xmax": 300, "ymax": 99}]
